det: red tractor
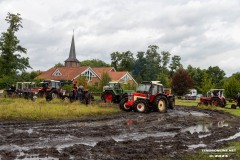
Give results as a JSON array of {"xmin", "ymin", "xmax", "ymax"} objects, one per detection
[
  {"xmin": 198, "ymin": 89, "xmax": 226, "ymax": 107},
  {"xmin": 119, "ymin": 81, "xmax": 175, "ymax": 113}
]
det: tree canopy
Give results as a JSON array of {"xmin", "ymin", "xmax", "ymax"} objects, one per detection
[
  {"xmin": 80, "ymin": 59, "xmax": 110, "ymax": 67},
  {"xmin": 171, "ymin": 68, "xmax": 194, "ymax": 95},
  {"xmin": 0, "ymin": 12, "xmax": 31, "ymax": 79}
]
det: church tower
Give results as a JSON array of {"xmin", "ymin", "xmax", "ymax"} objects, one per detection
[{"xmin": 64, "ymin": 34, "xmax": 80, "ymax": 67}]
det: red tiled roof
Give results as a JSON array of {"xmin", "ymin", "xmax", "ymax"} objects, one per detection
[
  {"xmin": 108, "ymin": 71, "xmax": 128, "ymax": 81},
  {"xmin": 35, "ymin": 66, "xmax": 89, "ymax": 81},
  {"xmin": 92, "ymin": 67, "xmax": 115, "ymax": 77}
]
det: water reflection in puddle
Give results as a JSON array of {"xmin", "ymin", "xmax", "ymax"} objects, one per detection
[
  {"xmin": 181, "ymin": 124, "xmax": 210, "ymax": 134},
  {"xmin": 16, "ymin": 154, "xmax": 58, "ymax": 160},
  {"xmin": 168, "ymin": 110, "xmax": 210, "ymax": 117},
  {"xmin": 217, "ymin": 131, "xmax": 240, "ymax": 142},
  {"xmin": 181, "ymin": 121, "xmax": 229, "ymax": 134},
  {"xmin": 112, "ymin": 131, "xmax": 177, "ymax": 142},
  {"xmin": 188, "ymin": 143, "xmax": 207, "ymax": 149}
]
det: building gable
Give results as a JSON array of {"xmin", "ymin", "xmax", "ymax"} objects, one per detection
[
  {"xmin": 52, "ymin": 69, "xmax": 62, "ymax": 76},
  {"xmin": 72, "ymin": 67, "xmax": 100, "ymax": 82},
  {"xmin": 119, "ymin": 72, "xmax": 137, "ymax": 84}
]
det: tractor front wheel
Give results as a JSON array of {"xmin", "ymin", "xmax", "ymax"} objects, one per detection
[
  {"xmin": 119, "ymin": 97, "xmax": 132, "ymax": 112},
  {"xmin": 102, "ymin": 91, "xmax": 115, "ymax": 103},
  {"xmin": 154, "ymin": 96, "xmax": 168, "ymax": 113},
  {"xmin": 133, "ymin": 99, "xmax": 149, "ymax": 113}
]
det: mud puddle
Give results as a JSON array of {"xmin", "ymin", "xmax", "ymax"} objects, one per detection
[{"xmin": 0, "ymin": 106, "xmax": 240, "ymax": 159}]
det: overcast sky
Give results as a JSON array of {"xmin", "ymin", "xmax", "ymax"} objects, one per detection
[{"xmin": 0, "ymin": 0, "xmax": 240, "ymax": 76}]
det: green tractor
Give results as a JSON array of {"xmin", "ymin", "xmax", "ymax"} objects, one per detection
[{"xmin": 101, "ymin": 82, "xmax": 134, "ymax": 103}]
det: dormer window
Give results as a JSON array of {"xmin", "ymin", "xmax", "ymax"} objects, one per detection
[{"xmin": 52, "ymin": 69, "xmax": 62, "ymax": 76}]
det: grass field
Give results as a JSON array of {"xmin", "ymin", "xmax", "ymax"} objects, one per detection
[
  {"xmin": 0, "ymin": 98, "xmax": 119, "ymax": 120},
  {"xmin": 175, "ymin": 98, "xmax": 240, "ymax": 117},
  {"xmin": 0, "ymin": 97, "xmax": 239, "ymax": 120}
]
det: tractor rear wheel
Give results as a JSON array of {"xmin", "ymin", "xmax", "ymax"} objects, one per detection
[
  {"xmin": 119, "ymin": 97, "xmax": 132, "ymax": 112},
  {"xmin": 154, "ymin": 96, "xmax": 168, "ymax": 113},
  {"xmin": 210, "ymin": 98, "xmax": 223, "ymax": 107},
  {"xmin": 133, "ymin": 99, "xmax": 149, "ymax": 113},
  {"xmin": 102, "ymin": 91, "xmax": 115, "ymax": 103}
]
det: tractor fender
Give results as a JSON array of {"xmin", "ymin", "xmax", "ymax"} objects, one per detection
[
  {"xmin": 152, "ymin": 94, "xmax": 168, "ymax": 103},
  {"xmin": 121, "ymin": 93, "xmax": 128, "ymax": 99}
]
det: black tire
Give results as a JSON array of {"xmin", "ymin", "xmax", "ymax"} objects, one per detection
[
  {"xmin": 133, "ymin": 99, "xmax": 149, "ymax": 113},
  {"xmin": 102, "ymin": 91, "xmax": 115, "ymax": 103},
  {"xmin": 38, "ymin": 91, "xmax": 44, "ymax": 98},
  {"xmin": 62, "ymin": 95, "xmax": 70, "ymax": 101},
  {"xmin": 210, "ymin": 98, "xmax": 223, "ymax": 107},
  {"xmin": 231, "ymin": 104, "xmax": 237, "ymax": 109},
  {"xmin": 168, "ymin": 96, "xmax": 175, "ymax": 109},
  {"xmin": 119, "ymin": 97, "xmax": 132, "ymax": 112},
  {"xmin": 222, "ymin": 99, "xmax": 226, "ymax": 108},
  {"xmin": 51, "ymin": 90, "xmax": 58, "ymax": 99},
  {"xmin": 45, "ymin": 92, "xmax": 52, "ymax": 101},
  {"xmin": 154, "ymin": 96, "xmax": 168, "ymax": 113},
  {"xmin": 69, "ymin": 90, "xmax": 75, "ymax": 103}
]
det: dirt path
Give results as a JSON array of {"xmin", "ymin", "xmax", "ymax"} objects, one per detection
[{"xmin": 0, "ymin": 106, "xmax": 240, "ymax": 160}]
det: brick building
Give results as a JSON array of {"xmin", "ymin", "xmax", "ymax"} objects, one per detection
[{"xmin": 36, "ymin": 35, "xmax": 137, "ymax": 86}]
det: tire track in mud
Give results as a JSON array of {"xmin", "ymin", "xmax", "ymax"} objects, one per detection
[{"xmin": 0, "ymin": 106, "xmax": 240, "ymax": 159}]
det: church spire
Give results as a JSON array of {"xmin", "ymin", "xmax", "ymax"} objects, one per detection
[{"xmin": 65, "ymin": 32, "xmax": 80, "ymax": 67}]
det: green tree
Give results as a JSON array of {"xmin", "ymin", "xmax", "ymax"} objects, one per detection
[
  {"xmin": 171, "ymin": 68, "xmax": 194, "ymax": 95},
  {"xmin": 169, "ymin": 55, "xmax": 182, "ymax": 77},
  {"xmin": 186, "ymin": 65, "xmax": 205, "ymax": 91},
  {"xmin": 110, "ymin": 51, "xmax": 135, "ymax": 71},
  {"xmin": 199, "ymin": 72, "xmax": 215, "ymax": 96},
  {"xmin": 143, "ymin": 45, "xmax": 161, "ymax": 81},
  {"xmin": 231, "ymin": 72, "xmax": 240, "ymax": 80},
  {"xmin": 0, "ymin": 13, "xmax": 31, "ymax": 78},
  {"xmin": 132, "ymin": 51, "xmax": 146, "ymax": 82},
  {"xmin": 206, "ymin": 66, "xmax": 225, "ymax": 88},
  {"xmin": 80, "ymin": 59, "xmax": 110, "ymax": 67},
  {"xmin": 110, "ymin": 52, "xmax": 122, "ymax": 70},
  {"xmin": 99, "ymin": 72, "xmax": 112, "ymax": 91},
  {"xmin": 223, "ymin": 77, "xmax": 240, "ymax": 98},
  {"xmin": 118, "ymin": 51, "xmax": 135, "ymax": 71},
  {"xmin": 158, "ymin": 72, "xmax": 171, "ymax": 87},
  {"xmin": 54, "ymin": 62, "xmax": 64, "ymax": 67},
  {"xmin": 160, "ymin": 51, "xmax": 171, "ymax": 74}
]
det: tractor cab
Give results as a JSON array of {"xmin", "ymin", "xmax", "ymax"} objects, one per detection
[
  {"xmin": 105, "ymin": 82, "xmax": 122, "ymax": 95},
  {"xmin": 207, "ymin": 89, "xmax": 225, "ymax": 98},
  {"xmin": 135, "ymin": 81, "xmax": 164, "ymax": 100}
]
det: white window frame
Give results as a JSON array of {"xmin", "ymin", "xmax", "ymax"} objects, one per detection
[{"xmin": 52, "ymin": 69, "xmax": 62, "ymax": 76}]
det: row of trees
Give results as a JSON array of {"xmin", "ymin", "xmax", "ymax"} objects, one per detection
[
  {"xmin": 1, "ymin": 12, "xmax": 240, "ymax": 98},
  {"xmin": 110, "ymin": 45, "xmax": 182, "ymax": 83},
  {"xmin": 109, "ymin": 46, "xmax": 240, "ymax": 98}
]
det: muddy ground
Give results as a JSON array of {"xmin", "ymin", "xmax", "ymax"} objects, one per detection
[{"xmin": 0, "ymin": 106, "xmax": 240, "ymax": 160}]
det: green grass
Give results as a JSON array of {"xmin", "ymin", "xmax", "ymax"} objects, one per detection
[
  {"xmin": 175, "ymin": 98, "xmax": 199, "ymax": 106},
  {"xmin": 175, "ymin": 98, "xmax": 240, "ymax": 117},
  {"xmin": 0, "ymin": 98, "xmax": 120, "ymax": 120},
  {"xmin": 182, "ymin": 141, "xmax": 240, "ymax": 160}
]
